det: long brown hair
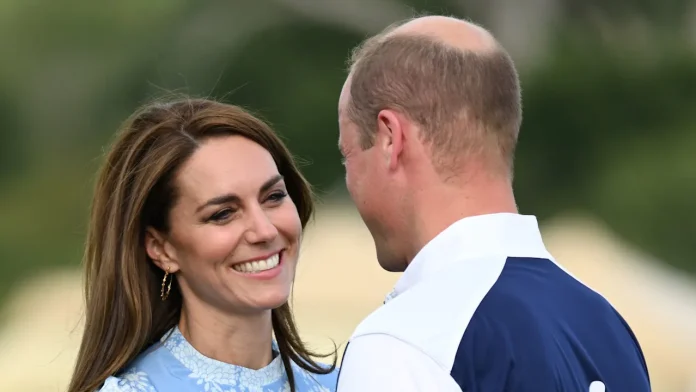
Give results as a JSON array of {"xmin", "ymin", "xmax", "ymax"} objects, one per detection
[{"xmin": 68, "ymin": 98, "xmax": 336, "ymax": 392}]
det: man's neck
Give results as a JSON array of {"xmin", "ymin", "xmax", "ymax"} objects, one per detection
[
  {"xmin": 178, "ymin": 298, "xmax": 273, "ymax": 369},
  {"xmin": 405, "ymin": 177, "xmax": 518, "ymax": 264}
]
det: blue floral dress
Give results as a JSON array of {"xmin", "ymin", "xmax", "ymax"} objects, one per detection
[{"xmin": 99, "ymin": 327, "xmax": 338, "ymax": 392}]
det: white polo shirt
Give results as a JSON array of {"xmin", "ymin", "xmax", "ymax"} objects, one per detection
[{"xmin": 336, "ymin": 213, "xmax": 650, "ymax": 392}]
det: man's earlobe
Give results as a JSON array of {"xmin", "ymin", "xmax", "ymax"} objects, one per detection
[
  {"xmin": 376, "ymin": 109, "xmax": 405, "ymax": 170},
  {"xmin": 378, "ymin": 123, "xmax": 394, "ymax": 161}
]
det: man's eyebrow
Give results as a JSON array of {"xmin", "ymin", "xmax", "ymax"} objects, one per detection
[{"xmin": 195, "ymin": 174, "xmax": 284, "ymax": 213}]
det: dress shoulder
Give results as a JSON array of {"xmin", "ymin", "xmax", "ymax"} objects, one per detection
[
  {"xmin": 97, "ymin": 371, "xmax": 157, "ymax": 392},
  {"xmin": 294, "ymin": 363, "xmax": 340, "ymax": 392}
]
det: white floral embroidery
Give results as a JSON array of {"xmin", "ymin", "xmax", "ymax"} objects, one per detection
[
  {"xmin": 275, "ymin": 381, "xmax": 291, "ymax": 392},
  {"xmin": 99, "ymin": 371, "xmax": 156, "ymax": 392},
  {"xmin": 98, "ymin": 327, "xmax": 342, "ymax": 391},
  {"xmin": 161, "ymin": 327, "xmax": 285, "ymax": 391},
  {"xmin": 303, "ymin": 378, "xmax": 332, "ymax": 392}
]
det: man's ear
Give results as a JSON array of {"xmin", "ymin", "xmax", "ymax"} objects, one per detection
[
  {"xmin": 145, "ymin": 227, "xmax": 180, "ymax": 273},
  {"xmin": 376, "ymin": 109, "xmax": 404, "ymax": 171}
]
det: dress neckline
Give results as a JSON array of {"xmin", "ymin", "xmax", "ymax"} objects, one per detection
[{"xmin": 160, "ymin": 326, "xmax": 285, "ymax": 387}]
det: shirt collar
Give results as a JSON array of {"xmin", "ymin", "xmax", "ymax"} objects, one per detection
[{"xmin": 386, "ymin": 213, "xmax": 552, "ymax": 303}]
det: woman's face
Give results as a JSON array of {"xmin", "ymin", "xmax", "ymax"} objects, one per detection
[{"xmin": 147, "ymin": 135, "xmax": 303, "ymax": 314}]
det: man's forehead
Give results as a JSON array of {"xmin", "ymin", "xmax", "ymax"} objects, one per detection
[
  {"xmin": 337, "ymin": 76, "xmax": 356, "ymax": 149},
  {"xmin": 337, "ymin": 118, "xmax": 355, "ymax": 153},
  {"xmin": 338, "ymin": 76, "xmax": 352, "ymax": 114}
]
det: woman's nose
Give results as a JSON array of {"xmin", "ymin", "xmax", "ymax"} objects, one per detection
[{"xmin": 244, "ymin": 206, "xmax": 279, "ymax": 244}]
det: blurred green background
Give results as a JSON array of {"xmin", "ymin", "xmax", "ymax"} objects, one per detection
[
  {"xmin": 0, "ymin": 0, "xmax": 695, "ymax": 390},
  {"xmin": 0, "ymin": 0, "xmax": 695, "ymax": 343},
  {"xmin": 2, "ymin": 0, "xmax": 694, "ymax": 306}
]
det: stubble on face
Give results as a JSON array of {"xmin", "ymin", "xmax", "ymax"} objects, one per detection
[{"xmin": 338, "ymin": 80, "xmax": 409, "ymax": 272}]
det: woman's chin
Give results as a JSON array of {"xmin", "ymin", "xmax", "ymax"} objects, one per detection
[
  {"xmin": 241, "ymin": 289, "xmax": 292, "ymax": 312},
  {"xmin": 258, "ymin": 297, "xmax": 290, "ymax": 311}
]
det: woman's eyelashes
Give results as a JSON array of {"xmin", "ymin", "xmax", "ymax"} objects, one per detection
[
  {"xmin": 205, "ymin": 191, "xmax": 288, "ymax": 224},
  {"xmin": 207, "ymin": 208, "xmax": 236, "ymax": 223},
  {"xmin": 266, "ymin": 190, "xmax": 288, "ymax": 203}
]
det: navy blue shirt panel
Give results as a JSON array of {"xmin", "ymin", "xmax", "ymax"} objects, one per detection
[{"xmin": 451, "ymin": 257, "xmax": 651, "ymax": 392}]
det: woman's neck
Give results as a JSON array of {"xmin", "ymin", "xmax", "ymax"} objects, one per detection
[{"xmin": 177, "ymin": 302, "xmax": 274, "ymax": 370}]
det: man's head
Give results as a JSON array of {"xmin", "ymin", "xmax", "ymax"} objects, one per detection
[{"xmin": 338, "ymin": 16, "xmax": 522, "ymax": 271}]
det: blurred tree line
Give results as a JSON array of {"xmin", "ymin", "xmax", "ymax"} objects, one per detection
[{"xmin": 0, "ymin": 0, "xmax": 694, "ymax": 307}]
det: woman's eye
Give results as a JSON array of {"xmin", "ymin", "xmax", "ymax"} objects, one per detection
[
  {"xmin": 267, "ymin": 191, "xmax": 288, "ymax": 203},
  {"xmin": 208, "ymin": 209, "xmax": 234, "ymax": 222}
]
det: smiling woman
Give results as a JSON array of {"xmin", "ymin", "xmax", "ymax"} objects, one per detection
[{"xmin": 67, "ymin": 98, "xmax": 338, "ymax": 392}]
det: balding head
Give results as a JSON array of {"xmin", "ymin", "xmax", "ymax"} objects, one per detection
[
  {"xmin": 342, "ymin": 15, "xmax": 521, "ymax": 176},
  {"xmin": 388, "ymin": 15, "xmax": 497, "ymax": 52}
]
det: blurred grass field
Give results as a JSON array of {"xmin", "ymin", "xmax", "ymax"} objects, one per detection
[{"xmin": 0, "ymin": 204, "xmax": 695, "ymax": 392}]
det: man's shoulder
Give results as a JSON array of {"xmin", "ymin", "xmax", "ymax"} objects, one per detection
[
  {"xmin": 351, "ymin": 256, "xmax": 509, "ymax": 372},
  {"xmin": 338, "ymin": 333, "xmax": 463, "ymax": 392},
  {"xmin": 347, "ymin": 255, "xmax": 602, "ymax": 370}
]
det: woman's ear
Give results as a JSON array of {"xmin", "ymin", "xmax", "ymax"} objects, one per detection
[{"xmin": 145, "ymin": 227, "xmax": 179, "ymax": 273}]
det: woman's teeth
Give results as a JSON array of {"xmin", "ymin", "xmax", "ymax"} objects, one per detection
[{"xmin": 232, "ymin": 253, "xmax": 280, "ymax": 273}]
